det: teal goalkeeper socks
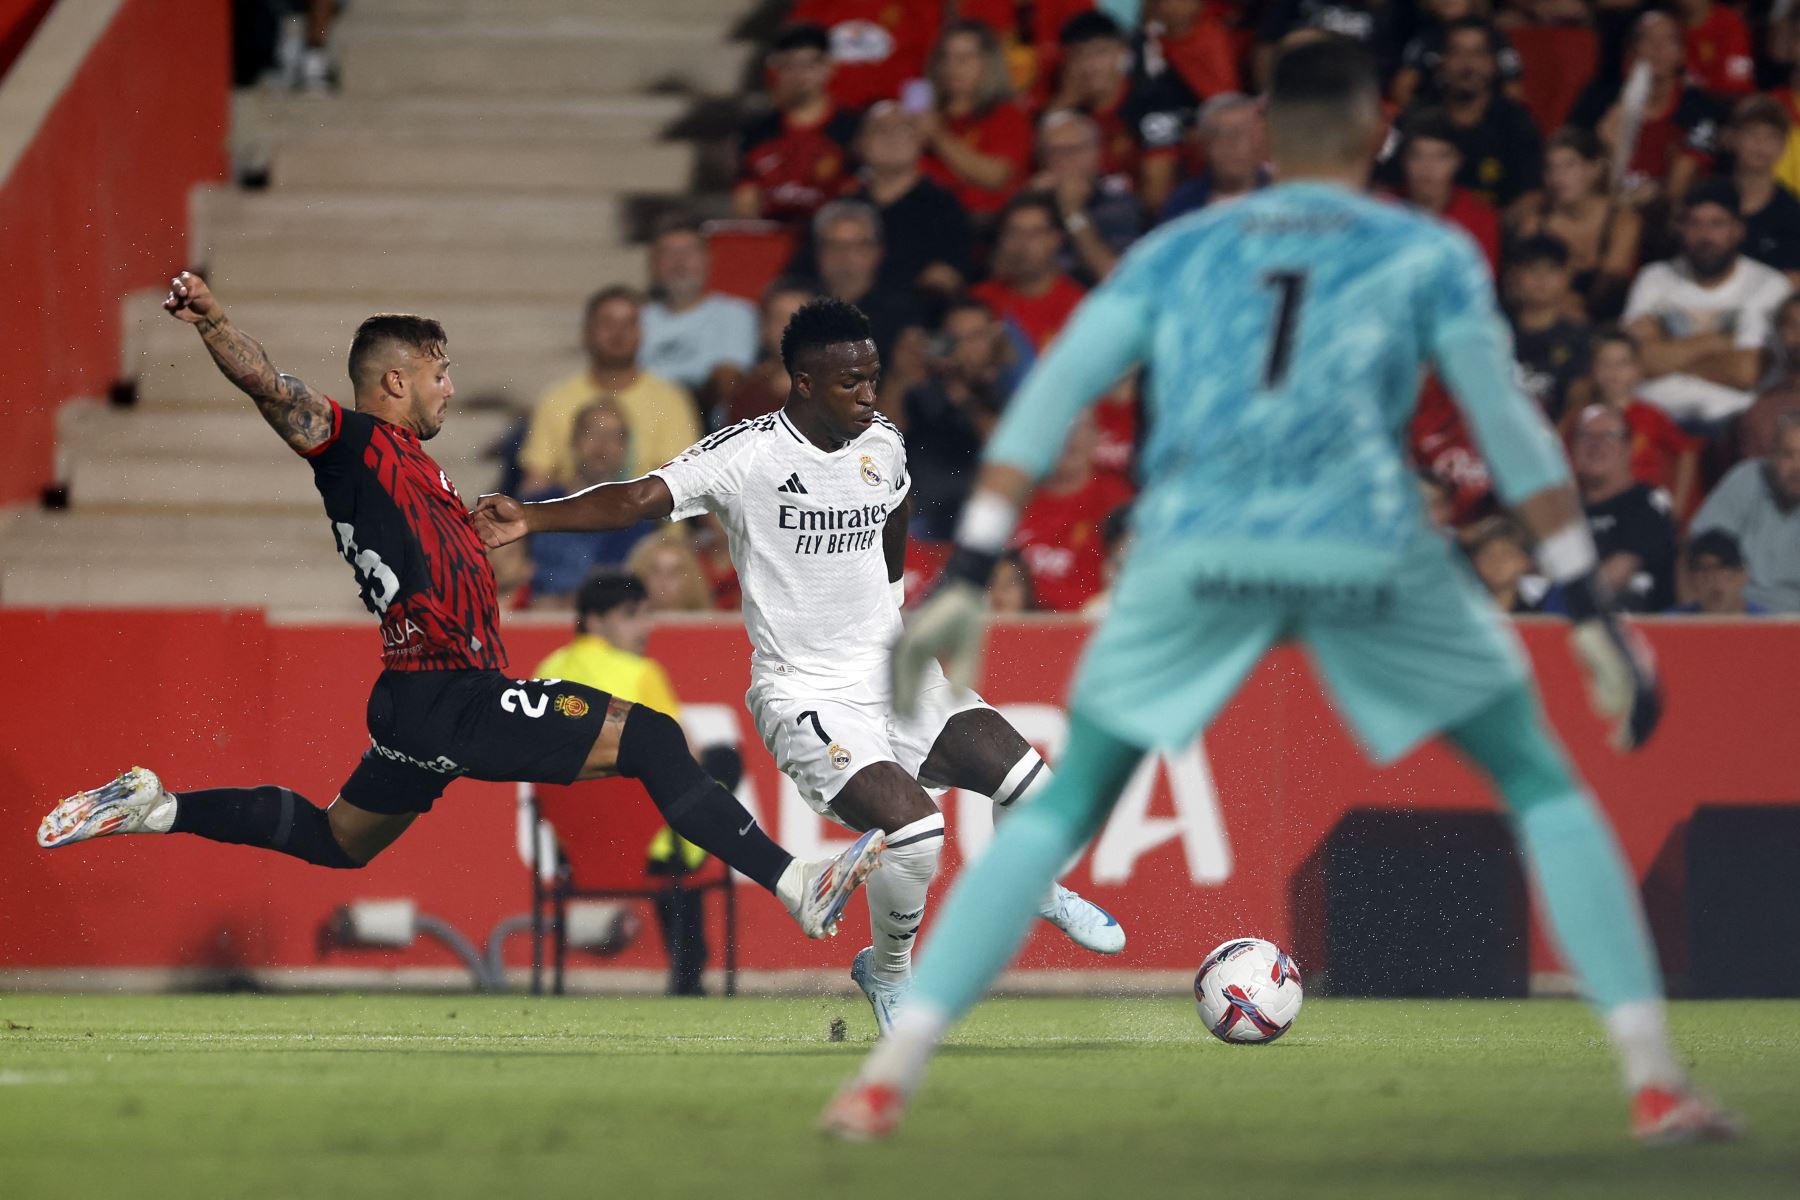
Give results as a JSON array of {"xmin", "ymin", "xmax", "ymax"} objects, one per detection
[
  {"xmin": 1447, "ymin": 686, "xmax": 1663, "ymax": 1011},
  {"xmin": 909, "ymin": 712, "xmax": 1145, "ymax": 1023}
]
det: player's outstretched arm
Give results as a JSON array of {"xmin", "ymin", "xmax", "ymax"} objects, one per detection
[
  {"xmin": 470, "ymin": 477, "xmax": 675, "ymax": 548},
  {"xmin": 164, "ymin": 272, "xmax": 333, "ymax": 454}
]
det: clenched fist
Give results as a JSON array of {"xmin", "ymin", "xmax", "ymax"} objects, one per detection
[
  {"xmin": 163, "ymin": 271, "xmax": 221, "ymax": 324},
  {"xmin": 471, "ymin": 493, "xmax": 529, "ymax": 548}
]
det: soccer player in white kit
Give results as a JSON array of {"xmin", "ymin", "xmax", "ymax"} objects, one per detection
[{"xmin": 473, "ymin": 300, "xmax": 1124, "ymax": 1031}]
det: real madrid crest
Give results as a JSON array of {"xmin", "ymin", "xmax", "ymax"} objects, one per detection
[
  {"xmin": 828, "ymin": 742, "xmax": 852, "ymax": 770},
  {"xmin": 858, "ymin": 455, "xmax": 882, "ymax": 487}
]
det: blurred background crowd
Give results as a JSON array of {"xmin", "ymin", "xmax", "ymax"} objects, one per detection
[{"xmin": 235, "ymin": 0, "xmax": 1800, "ymax": 623}]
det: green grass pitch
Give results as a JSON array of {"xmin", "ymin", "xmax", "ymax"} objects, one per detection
[{"xmin": 0, "ymin": 994, "xmax": 1794, "ymax": 1200}]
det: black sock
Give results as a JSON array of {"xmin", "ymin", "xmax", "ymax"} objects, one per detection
[
  {"xmin": 170, "ymin": 786, "xmax": 361, "ymax": 869},
  {"xmin": 614, "ymin": 706, "xmax": 793, "ymax": 893}
]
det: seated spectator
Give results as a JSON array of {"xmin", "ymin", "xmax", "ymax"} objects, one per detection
[
  {"xmin": 918, "ymin": 21, "xmax": 1035, "ymax": 219},
  {"xmin": 1622, "ymin": 181, "xmax": 1789, "ymax": 425},
  {"xmin": 1160, "ymin": 93, "xmax": 1271, "ymax": 223},
  {"xmin": 1091, "ymin": 379, "xmax": 1141, "ymax": 487},
  {"xmin": 522, "ymin": 399, "xmax": 657, "ymax": 605},
  {"xmin": 715, "ymin": 278, "xmax": 818, "ymax": 430},
  {"xmin": 1571, "ymin": 404, "xmax": 1680, "ymax": 611},
  {"xmin": 1669, "ymin": 529, "xmax": 1769, "ymax": 614},
  {"xmin": 625, "ymin": 527, "xmax": 715, "ymax": 613},
  {"xmin": 893, "ymin": 297, "xmax": 1009, "ymax": 539},
  {"xmin": 733, "ymin": 24, "xmax": 860, "ymax": 225},
  {"xmin": 1463, "ymin": 515, "xmax": 1553, "ymax": 613},
  {"xmin": 1410, "ymin": 375, "xmax": 1498, "ymax": 526},
  {"xmin": 1738, "ymin": 293, "xmax": 1800, "ymax": 460},
  {"xmin": 849, "ymin": 102, "xmax": 973, "ymax": 295},
  {"xmin": 1052, "ymin": 11, "xmax": 1192, "ymax": 215},
  {"xmin": 520, "ymin": 287, "xmax": 700, "ymax": 493},
  {"xmin": 1393, "ymin": 109, "xmax": 1501, "ymax": 273},
  {"xmin": 1255, "ymin": 0, "xmax": 1408, "ymax": 88},
  {"xmin": 1507, "ymin": 127, "xmax": 1643, "ymax": 321},
  {"xmin": 1141, "ymin": 0, "xmax": 1240, "ymax": 103},
  {"xmin": 1390, "ymin": 19, "xmax": 1543, "ymax": 211},
  {"xmin": 808, "ymin": 199, "xmax": 928, "ymax": 372},
  {"xmin": 986, "ymin": 550, "xmax": 1037, "ymax": 613},
  {"xmin": 972, "ymin": 191, "xmax": 1089, "ymax": 349},
  {"xmin": 489, "ymin": 537, "xmax": 534, "ymax": 611},
  {"xmin": 1418, "ymin": 468, "xmax": 1460, "ymax": 530},
  {"xmin": 1391, "ymin": 0, "xmax": 1523, "ymax": 109},
  {"xmin": 1033, "ymin": 110, "xmax": 1143, "ymax": 285},
  {"xmin": 640, "ymin": 215, "xmax": 758, "ymax": 410},
  {"xmin": 1507, "ymin": 234, "xmax": 1591, "ymax": 420},
  {"xmin": 1689, "ymin": 410, "xmax": 1800, "ymax": 611},
  {"xmin": 1570, "ymin": 12, "xmax": 1720, "ymax": 212},
  {"xmin": 1013, "ymin": 413, "xmax": 1136, "ymax": 612},
  {"xmin": 790, "ymin": 0, "xmax": 941, "ymax": 112},
  {"xmin": 533, "ymin": 569, "xmax": 713, "ymax": 995},
  {"xmin": 1561, "ymin": 329, "xmax": 1701, "ymax": 516},
  {"xmin": 1672, "ymin": 0, "xmax": 1754, "ymax": 98},
  {"xmin": 1726, "ymin": 96, "xmax": 1800, "ymax": 281}
]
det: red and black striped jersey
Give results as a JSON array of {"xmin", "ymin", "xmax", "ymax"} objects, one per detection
[{"xmin": 300, "ymin": 399, "xmax": 506, "ymax": 671}]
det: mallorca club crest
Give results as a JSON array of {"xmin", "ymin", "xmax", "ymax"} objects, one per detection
[
  {"xmin": 553, "ymin": 694, "xmax": 591, "ymax": 719},
  {"xmin": 858, "ymin": 455, "xmax": 882, "ymax": 487},
  {"xmin": 828, "ymin": 742, "xmax": 853, "ymax": 770}
]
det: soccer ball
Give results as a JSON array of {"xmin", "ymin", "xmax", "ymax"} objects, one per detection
[{"xmin": 1194, "ymin": 938, "xmax": 1303, "ymax": 1044}]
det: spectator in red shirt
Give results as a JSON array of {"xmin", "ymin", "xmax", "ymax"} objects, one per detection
[
  {"xmin": 1143, "ymin": 0, "xmax": 1241, "ymax": 103},
  {"xmin": 918, "ymin": 20, "xmax": 1035, "ymax": 218},
  {"xmin": 790, "ymin": 0, "xmax": 941, "ymax": 111},
  {"xmin": 1560, "ymin": 328, "xmax": 1701, "ymax": 516},
  {"xmin": 972, "ymin": 191, "xmax": 1089, "ymax": 349},
  {"xmin": 734, "ymin": 24, "xmax": 860, "ymax": 224},
  {"xmin": 1507, "ymin": 127, "xmax": 1644, "ymax": 321},
  {"xmin": 1395, "ymin": 108, "xmax": 1501, "ymax": 274},
  {"xmin": 1051, "ymin": 10, "xmax": 1192, "ymax": 214},
  {"xmin": 1673, "ymin": 0, "xmax": 1754, "ymax": 98},
  {"xmin": 1571, "ymin": 11, "xmax": 1721, "ymax": 212},
  {"xmin": 1013, "ymin": 413, "xmax": 1136, "ymax": 612}
]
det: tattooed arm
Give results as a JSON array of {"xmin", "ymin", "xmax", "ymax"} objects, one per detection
[{"xmin": 163, "ymin": 271, "xmax": 335, "ymax": 453}]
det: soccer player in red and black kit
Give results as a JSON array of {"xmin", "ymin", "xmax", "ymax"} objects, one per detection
[{"xmin": 36, "ymin": 272, "xmax": 883, "ymax": 940}]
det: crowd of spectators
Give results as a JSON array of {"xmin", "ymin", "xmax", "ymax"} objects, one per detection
[{"xmin": 500, "ymin": 0, "xmax": 1800, "ymax": 619}]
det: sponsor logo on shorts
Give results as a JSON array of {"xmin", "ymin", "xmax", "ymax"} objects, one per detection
[
  {"xmin": 554, "ymin": 694, "xmax": 590, "ymax": 719},
  {"xmin": 828, "ymin": 742, "xmax": 852, "ymax": 770},
  {"xmin": 369, "ymin": 739, "xmax": 462, "ymax": 775},
  {"xmin": 858, "ymin": 455, "xmax": 882, "ymax": 487}
]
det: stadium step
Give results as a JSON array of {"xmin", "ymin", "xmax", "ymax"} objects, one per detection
[
  {"xmin": 190, "ymin": 190, "xmax": 633, "ymax": 260},
  {"xmin": 269, "ymin": 134, "xmax": 696, "ymax": 195},
  {"xmin": 234, "ymin": 92, "xmax": 692, "ymax": 149},
  {"xmin": 205, "ymin": 241, "xmax": 647, "ymax": 302},
  {"xmin": 352, "ymin": 0, "xmax": 754, "ymax": 25},
  {"xmin": 335, "ymin": 23, "xmax": 754, "ymax": 99},
  {"xmin": 56, "ymin": 402, "xmax": 513, "ymax": 467},
  {"xmin": 65, "ymin": 451, "xmax": 503, "ymax": 512},
  {"xmin": 0, "ymin": 557, "xmax": 369, "ymax": 612}
]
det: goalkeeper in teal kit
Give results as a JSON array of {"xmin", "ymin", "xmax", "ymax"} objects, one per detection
[{"xmin": 821, "ymin": 40, "xmax": 1739, "ymax": 1144}]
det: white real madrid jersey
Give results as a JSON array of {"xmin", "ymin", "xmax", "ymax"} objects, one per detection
[{"xmin": 649, "ymin": 409, "xmax": 910, "ymax": 689}]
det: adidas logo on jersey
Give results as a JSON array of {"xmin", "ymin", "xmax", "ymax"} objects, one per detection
[{"xmin": 777, "ymin": 473, "xmax": 809, "ymax": 494}]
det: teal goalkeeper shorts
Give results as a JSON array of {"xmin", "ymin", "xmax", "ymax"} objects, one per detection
[{"xmin": 1072, "ymin": 532, "xmax": 1531, "ymax": 764}]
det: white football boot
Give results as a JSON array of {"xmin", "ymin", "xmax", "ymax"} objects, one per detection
[
  {"xmin": 1039, "ymin": 884, "xmax": 1126, "ymax": 954},
  {"xmin": 850, "ymin": 946, "xmax": 913, "ymax": 1036},
  {"xmin": 38, "ymin": 767, "xmax": 174, "ymax": 849},
  {"xmin": 789, "ymin": 829, "xmax": 885, "ymax": 939}
]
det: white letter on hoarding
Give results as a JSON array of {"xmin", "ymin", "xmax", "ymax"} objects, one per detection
[{"xmin": 1089, "ymin": 741, "xmax": 1232, "ymax": 885}]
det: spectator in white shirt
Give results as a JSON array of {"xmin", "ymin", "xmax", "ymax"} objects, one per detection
[
  {"xmin": 1690, "ymin": 410, "xmax": 1800, "ymax": 612},
  {"xmin": 640, "ymin": 215, "xmax": 759, "ymax": 411},
  {"xmin": 1622, "ymin": 180, "xmax": 1789, "ymax": 425}
]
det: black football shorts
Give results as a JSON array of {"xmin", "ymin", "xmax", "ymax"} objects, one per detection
[{"xmin": 340, "ymin": 669, "xmax": 613, "ymax": 814}]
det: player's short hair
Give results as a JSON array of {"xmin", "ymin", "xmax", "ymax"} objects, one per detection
[
  {"xmin": 575, "ymin": 568, "xmax": 646, "ymax": 628},
  {"xmin": 1510, "ymin": 234, "xmax": 1570, "ymax": 269},
  {"xmin": 1059, "ymin": 9, "xmax": 1125, "ymax": 46},
  {"xmin": 772, "ymin": 22, "xmax": 829, "ymax": 56},
  {"xmin": 1269, "ymin": 37, "xmax": 1377, "ymax": 111},
  {"xmin": 584, "ymin": 285, "xmax": 642, "ymax": 326},
  {"xmin": 779, "ymin": 298, "xmax": 874, "ymax": 373},
  {"xmin": 347, "ymin": 314, "xmax": 447, "ymax": 393}
]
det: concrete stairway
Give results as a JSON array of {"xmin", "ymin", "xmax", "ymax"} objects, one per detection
[{"xmin": 1, "ymin": 0, "xmax": 754, "ymax": 612}]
